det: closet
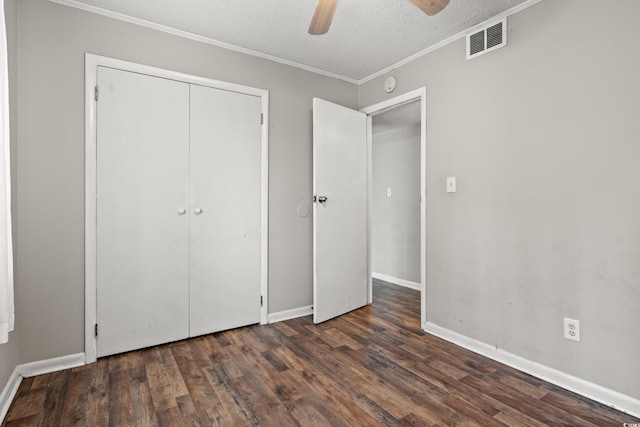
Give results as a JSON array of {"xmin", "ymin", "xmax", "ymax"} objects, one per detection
[{"xmin": 94, "ymin": 66, "xmax": 263, "ymax": 358}]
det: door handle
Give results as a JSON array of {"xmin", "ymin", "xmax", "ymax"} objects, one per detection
[
  {"xmin": 317, "ymin": 196, "xmax": 328, "ymax": 204},
  {"xmin": 177, "ymin": 208, "xmax": 186, "ymax": 215},
  {"xmin": 194, "ymin": 208, "xmax": 203, "ymax": 215}
]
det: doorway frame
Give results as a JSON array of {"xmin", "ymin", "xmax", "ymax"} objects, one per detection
[
  {"xmin": 84, "ymin": 54, "xmax": 270, "ymax": 363},
  {"xmin": 360, "ymin": 87, "xmax": 427, "ymax": 328}
]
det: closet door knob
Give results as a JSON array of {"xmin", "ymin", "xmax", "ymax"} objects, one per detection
[
  {"xmin": 194, "ymin": 208, "xmax": 203, "ymax": 215},
  {"xmin": 177, "ymin": 208, "xmax": 186, "ymax": 215}
]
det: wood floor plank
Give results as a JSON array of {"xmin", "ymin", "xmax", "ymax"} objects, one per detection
[
  {"xmin": 224, "ymin": 373, "xmax": 298, "ymax": 427},
  {"xmin": 540, "ymin": 386, "xmax": 633, "ymax": 426},
  {"xmin": 16, "ymin": 377, "xmax": 34, "ymax": 392},
  {"xmin": 278, "ymin": 371, "xmax": 349, "ymax": 427},
  {"xmin": 202, "ymin": 363, "xmax": 260, "ymax": 425},
  {"xmin": 369, "ymin": 344, "xmax": 545, "ymax": 427},
  {"xmin": 440, "ymin": 394, "xmax": 507, "ymax": 427},
  {"xmin": 3, "ymin": 413, "xmax": 41, "ymax": 427},
  {"xmin": 29, "ymin": 373, "xmax": 51, "ymax": 390},
  {"xmin": 285, "ymin": 398, "xmax": 333, "ymax": 426},
  {"xmin": 160, "ymin": 345, "xmax": 190, "ymax": 396},
  {"xmin": 365, "ymin": 339, "xmax": 502, "ymax": 418},
  {"xmin": 228, "ymin": 337, "xmax": 302, "ymax": 405},
  {"xmin": 428, "ymin": 357, "xmax": 469, "ymax": 380},
  {"xmin": 86, "ymin": 358, "xmax": 109, "ymax": 427},
  {"xmin": 461, "ymin": 373, "xmax": 601, "ymax": 427},
  {"xmin": 58, "ymin": 367, "xmax": 91, "ymax": 426},
  {"xmin": 155, "ymin": 405, "xmax": 185, "ymax": 427},
  {"xmin": 213, "ymin": 331, "xmax": 232, "ymax": 347},
  {"xmin": 175, "ymin": 394, "xmax": 213, "ymax": 426},
  {"xmin": 345, "ymin": 347, "xmax": 462, "ymax": 425},
  {"xmin": 40, "ymin": 370, "xmax": 70, "ymax": 427},
  {"xmin": 221, "ymin": 342, "xmax": 301, "ymax": 426},
  {"xmin": 170, "ymin": 341, "xmax": 220, "ymax": 412},
  {"xmin": 126, "ymin": 350, "xmax": 146, "ymax": 373},
  {"xmin": 319, "ymin": 327, "xmax": 363, "ymax": 350},
  {"xmin": 273, "ymin": 345, "xmax": 397, "ymax": 426},
  {"xmin": 260, "ymin": 325, "xmax": 405, "ymax": 425},
  {"xmin": 490, "ymin": 369, "xmax": 549, "ymax": 400},
  {"xmin": 188, "ymin": 336, "xmax": 222, "ymax": 367},
  {"xmin": 107, "ymin": 369, "xmax": 136, "ymax": 426},
  {"xmin": 4, "ymin": 387, "xmax": 47, "ymax": 422},
  {"xmin": 272, "ymin": 321, "xmax": 298, "ymax": 337},
  {"xmin": 143, "ymin": 345, "xmax": 189, "ymax": 412},
  {"xmin": 259, "ymin": 349, "xmax": 288, "ymax": 372},
  {"xmin": 129, "ymin": 363, "xmax": 158, "ymax": 427},
  {"xmin": 3, "ymin": 281, "xmax": 639, "ymax": 427},
  {"xmin": 205, "ymin": 333, "xmax": 231, "ymax": 364},
  {"xmin": 289, "ymin": 332, "xmax": 415, "ymax": 420},
  {"xmin": 492, "ymin": 407, "xmax": 549, "ymax": 427},
  {"xmin": 107, "ymin": 352, "xmax": 131, "ymax": 374}
]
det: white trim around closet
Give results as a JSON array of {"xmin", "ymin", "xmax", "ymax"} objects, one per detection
[{"xmin": 84, "ymin": 53, "xmax": 269, "ymax": 363}]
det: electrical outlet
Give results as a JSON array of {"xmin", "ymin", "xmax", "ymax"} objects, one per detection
[{"xmin": 564, "ymin": 317, "xmax": 580, "ymax": 342}]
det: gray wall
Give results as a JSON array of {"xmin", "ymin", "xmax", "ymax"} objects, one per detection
[
  {"xmin": 360, "ymin": 0, "xmax": 640, "ymax": 400},
  {"xmin": 0, "ymin": 0, "xmax": 19, "ymax": 394},
  {"xmin": 372, "ymin": 124, "xmax": 420, "ymax": 283},
  {"xmin": 15, "ymin": 0, "xmax": 357, "ymax": 363}
]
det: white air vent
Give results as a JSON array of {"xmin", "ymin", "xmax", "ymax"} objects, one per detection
[{"xmin": 466, "ymin": 18, "xmax": 507, "ymax": 60}]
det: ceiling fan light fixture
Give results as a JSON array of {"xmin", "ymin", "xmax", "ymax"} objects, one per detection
[
  {"xmin": 409, "ymin": 0, "xmax": 450, "ymax": 16},
  {"xmin": 309, "ymin": 0, "xmax": 338, "ymax": 35}
]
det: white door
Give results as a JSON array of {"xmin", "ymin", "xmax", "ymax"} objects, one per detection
[
  {"xmin": 313, "ymin": 98, "xmax": 369, "ymax": 324},
  {"xmin": 96, "ymin": 67, "xmax": 190, "ymax": 357},
  {"xmin": 189, "ymin": 85, "xmax": 263, "ymax": 336}
]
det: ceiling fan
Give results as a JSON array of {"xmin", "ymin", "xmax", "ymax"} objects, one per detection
[{"xmin": 309, "ymin": 0, "xmax": 450, "ymax": 35}]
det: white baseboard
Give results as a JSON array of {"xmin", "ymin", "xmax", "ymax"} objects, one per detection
[
  {"xmin": 0, "ymin": 352, "xmax": 86, "ymax": 424},
  {"xmin": 424, "ymin": 322, "xmax": 640, "ymax": 419},
  {"xmin": 372, "ymin": 272, "xmax": 422, "ymax": 291},
  {"xmin": 18, "ymin": 353, "xmax": 86, "ymax": 378},
  {"xmin": 268, "ymin": 305, "xmax": 313, "ymax": 324},
  {"xmin": 0, "ymin": 367, "xmax": 21, "ymax": 424}
]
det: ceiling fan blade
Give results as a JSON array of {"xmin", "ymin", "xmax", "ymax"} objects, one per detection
[
  {"xmin": 410, "ymin": 0, "xmax": 449, "ymax": 16},
  {"xmin": 309, "ymin": 0, "xmax": 338, "ymax": 35}
]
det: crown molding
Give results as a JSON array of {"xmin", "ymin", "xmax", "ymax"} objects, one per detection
[{"xmin": 47, "ymin": 0, "xmax": 360, "ymax": 84}]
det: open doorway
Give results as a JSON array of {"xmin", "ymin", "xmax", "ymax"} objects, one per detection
[
  {"xmin": 371, "ymin": 101, "xmax": 421, "ymax": 319},
  {"xmin": 361, "ymin": 88, "xmax": 426, "ymax": 329},
  {"xmin": 371, "ymin": 102, "xmax": 421, "ymax": 325}
]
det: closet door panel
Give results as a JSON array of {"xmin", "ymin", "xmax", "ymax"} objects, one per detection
[
  {"xmin": 189, "ymin": 85, "xmax": 262, "ymax": 336},
  {"xmin": 96, "ymin": 67, "xmax": 190, "ymax": 357}
]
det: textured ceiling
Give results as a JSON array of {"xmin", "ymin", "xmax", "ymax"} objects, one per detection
[{"xmin": 58, "ymin": 0, "xmax": 531, "ymax": 82}]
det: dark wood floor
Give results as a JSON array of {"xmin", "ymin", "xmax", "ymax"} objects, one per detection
[{"xmin": 4, "ymin": 281, "xmax": 638, "ymax": 426}]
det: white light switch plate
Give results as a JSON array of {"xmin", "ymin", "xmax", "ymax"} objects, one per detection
[
  {"xmin": 386, "ymin": 188, "xmax": 392, "ymax": 198},
  {"xmin": 447, "ymin": 177, "xmax": 456, "ymax": 193}
]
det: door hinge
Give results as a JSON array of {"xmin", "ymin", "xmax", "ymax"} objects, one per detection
[
  {"xmin": 94, "ymin": 86, "xmax": 99, "ymax": 101},
  {"xmin": 260, "ymin": 113, "xmax": 264, "ymax": 125},
  {"xmin": 260, "ymin": 295, "xmax": 263, "ymax": 307},
  {"xmin": 94, "ymin": 323, "xmax": 98, "ymax": 338}
]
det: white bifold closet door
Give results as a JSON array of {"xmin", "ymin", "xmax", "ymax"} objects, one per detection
[
  {"xmin": 96, "ymin": 67, "xmax": 190, "ymax": 357},
  {"xmin": 96, "ymin": 67, "xmax": 262, "ymax": 358},
  {"xmin": 189, "ymin": 84, "xmax": 262, "ymax": 337}
]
